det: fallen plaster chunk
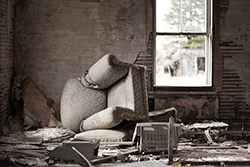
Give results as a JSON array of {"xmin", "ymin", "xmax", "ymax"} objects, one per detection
[
  {"xmin": 187, "ymin": 122, "xmax": 229, "ymax": 130},
  {"xmin": 21, "ymin": 78, "xmax": 61, "ymax": 127},
  {"xmin": 23, "ymin": 127, "xmax": 75, "ymax": 142}
]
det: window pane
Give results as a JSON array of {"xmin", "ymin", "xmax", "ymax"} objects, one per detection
[
  {"xmin": 156, "ymin": 0, "xmax": 206, "ymax": 33},
  {"xmin": 181, "ymin": 0, "xmax": 206, "ymax": 32},
  {"xmin": 156, "ymin": 35, "xmax": 208, "ymax": 86},
  {"xmin": 156, "ymin": 0, "xmax": 181, "ymax": 32}
]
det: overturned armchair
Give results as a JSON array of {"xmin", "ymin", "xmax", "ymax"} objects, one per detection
[{"xmin": 60, "ymin": 54, "xmax": 149, "ymax": 141}]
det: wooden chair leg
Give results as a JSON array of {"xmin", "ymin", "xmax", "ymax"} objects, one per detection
[{"xmin": 168, "ymin": 116, "xmax": 174, "ymax": 164}]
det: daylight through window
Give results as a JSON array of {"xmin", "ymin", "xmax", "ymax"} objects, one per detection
[{"xmin": 155, "ymin": 0, "xmax": 212, "ymax": 87}]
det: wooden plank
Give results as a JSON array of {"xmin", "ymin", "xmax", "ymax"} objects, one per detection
[
  {"xmin": 219, "ymin": 96, "xmax": 245, "ymax": 100},
  {"xmin": 219, "ymin": 92, "xmax": 245, "ymax": 95},
  {"xmin": 221, "ymin": 85, "xmax": 246, "ymax": 88},
  {"xmin": 220, "ymin": 89, "xmax": 246, "ymax": 92},
  {"xmin": 220, "ymin": 46, "xmax": 243, "ymax": 50}
]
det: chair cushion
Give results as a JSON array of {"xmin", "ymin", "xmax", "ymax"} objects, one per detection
[
  {"xmin": 60, "ymin": 78, "xmax": 106, "ymax": 132},
  {"xmin": 81, "ymin": 53, "xmax": 131, "ymax": 89},
  {"xmin": 107, "ymin": 66, "xmax": 149, "ymax": 120},
  {"xmin": 79, "ymin": 106, "xmax": 136, "ymax": 131},
  {"xmin": 74, "ymin": 129, "xmax": 130, "ymax": 142}
]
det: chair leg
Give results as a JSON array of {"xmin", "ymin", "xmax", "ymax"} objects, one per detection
[{"xmin": 168, "ymin": 116, "xmax": 174, "ymax": 164}]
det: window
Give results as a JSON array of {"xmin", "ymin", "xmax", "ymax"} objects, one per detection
[{"xmin": 154, "ymin": 0, "xmax": 212, "ymax": 87}]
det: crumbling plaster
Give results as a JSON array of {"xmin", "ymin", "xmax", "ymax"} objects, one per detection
[
  {"xmin": 220, "ymin": 0, "xmax": 250, "ymax": 105},
  {"xmin": 14, "ymin": 0, "xmax": 149, "ymax": 102}
]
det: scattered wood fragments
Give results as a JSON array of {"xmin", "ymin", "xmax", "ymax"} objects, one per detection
[
  {"xmin": 21, "ymin": 78, "xmax": 61, "ymax": 127},
  {"xmin": 2, "ymin": 126, "xmax": 250, "ymax": 166},
  {"xmin": 23, "ymin": 127, "xmax": 75, "ymax": 142},
  {"xmin": 10, "ymin": 74, "xmax": 62, "ymax": 134}
]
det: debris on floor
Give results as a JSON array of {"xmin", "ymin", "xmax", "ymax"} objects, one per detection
[
  {"xmin": 22, "ymin": 127, "xmax": 75, "ymax": 142},
  {"xmin": 1, "ymin": 124, "xmax": 250, "ymax": 166},
  {"xmin": 2, "ymin": 75, "xmax": 250, "ymax": 166},
  {"xmin": 186, "ymin": 121, "xmax": 229, "ymax": 130},
  {"xmin": 148, "ymin": 107, "xmax": 178, "ymax": 122},
  {"xmin": 49, "ymin": 139, "xmax": 99, "ymax": 163},
  {"xmin": 11, "ymin": 74, "xmax": 61, "ymax": 131}
]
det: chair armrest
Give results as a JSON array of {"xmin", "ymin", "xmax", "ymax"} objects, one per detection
[{"xmin": 79, "ymin": 106, "xmax": 137, "ymax": 131}]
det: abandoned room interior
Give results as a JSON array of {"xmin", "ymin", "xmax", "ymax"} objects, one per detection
[{"xmin": 1, "ymin": 0, "xmax": 250, "ymax": 166}]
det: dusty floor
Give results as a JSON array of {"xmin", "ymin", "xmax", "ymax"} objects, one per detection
[{"xmin": 1, "ymin": 129, "xmax": 250, "ymax": 167}]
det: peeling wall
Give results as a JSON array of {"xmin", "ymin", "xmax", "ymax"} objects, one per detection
[
  {"xmin": 220, "ymin": 0, "xmax": 250, "ymax": 105},
  {"xmin": 15, "ymin": 0, "xmax": 149, "ymax": 102},
  {"xmin": 154, "ymin": 97, "xmax": 219, "ymax": 122}
]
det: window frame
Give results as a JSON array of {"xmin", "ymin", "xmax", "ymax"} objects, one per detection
[{"xmin": 153, "ymin": 0, "xmax": 213, "ymax": 88}]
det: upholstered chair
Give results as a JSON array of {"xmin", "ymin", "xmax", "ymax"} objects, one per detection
[{"xmin": 60, "ymin": 54, "xmax": 148, "ymax": 140}]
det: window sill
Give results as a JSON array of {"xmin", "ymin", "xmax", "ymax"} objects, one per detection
[{"xmin": 148, "ymin": 86, "xmax": 218, "ymax": 98}]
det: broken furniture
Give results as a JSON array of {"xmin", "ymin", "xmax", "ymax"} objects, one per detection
[
  {"xmin": 184, "ymin": 121, "xmax": 229, "ymax": 145},
  {"xmin": 132, "ymin": 121, "xmax": 182, "ymax": 153},
  {"xmin": 48, "ymin": 139, "xmax": 99, "ymax": 164},
  {"xmin": 148, "ymin": 107, "xmax": 178, "ymax": 122},
  {"xmin": 60, "ymin": 54, "xmax": 149, "ymax": 140}
]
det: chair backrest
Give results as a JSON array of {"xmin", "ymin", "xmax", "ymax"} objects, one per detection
[{"xmin": 107, "ymin": 65, "xmax": 149, "ymax": 121}]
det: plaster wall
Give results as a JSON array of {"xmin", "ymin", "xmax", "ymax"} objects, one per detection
[{"xmin": 15, "ymin": 0, "xmax": 148, "ymax": 102}]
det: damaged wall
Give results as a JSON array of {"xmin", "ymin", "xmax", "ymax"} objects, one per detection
[
  {"xmin": 0, "ymin": 0, "xmax": 15, "ymax": 131},
  {"xmin": 14, "ymin": 0, "xmax": 149, "ymax": 102},
  {"xmin": 220, "ymin": 0, "xmax": 250, "ymax": 105},
  {"xmin": 218, "ymin": 0, "xmax": 250, "ymax": 129},
  {"xmin": 11, "ymin": 0, "xmax": 250, "ymax": 130}
]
